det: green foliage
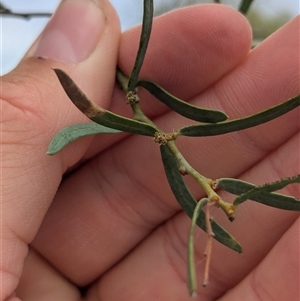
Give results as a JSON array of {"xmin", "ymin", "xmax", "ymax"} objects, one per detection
[
  {"xmin": 53, "ymin": 69, "xmax": 158, "ymax": 136},
  {"xmin": 127, "ymin": 0, "xmax": 154, "ymax": 92},
  {"xmin": 138, "ymin": 80, "xmax": 228, "ymax": 123},
  {"xmin": 48, "ymin": 0, "xmax": 299, "ymax": 297},
  {"xmin": 179, "ymin": 95, "xmax": 300, "ymax": 137},
  {"xmin": 160, "ymin": 145, "xmax": 242, "ymax": 252},
  {"xmin": 47, "ymin": 123, "xmax": 121, "ymax": 155},
  {"xmin": 216, "ymin": 176, "xmax": 300, "ymax": 209}
]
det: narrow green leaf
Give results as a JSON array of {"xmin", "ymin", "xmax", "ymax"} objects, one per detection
[
  {"xmin": 188, "ymin": 198, "xmax": 209, "ymax": 297},
  {"xmin": 92, "ymin": 110, "xmax": 158, "ymax": 136},
  {"xmin": 53, "ymin": 68, "xmax": 158, "ymax": 136},
  {"xmin": 238, "ymin": 0, "xmax": 255, "ymax": 15},
  {"xmin": 216, "ymin": 177, "xmax": 300, "ymax": 210},
  {"xmin": 160, "ymin": 145, "xmax": 242, "ymax": 253},
  {"xmin": 47, "ymin": 123, "xmax": 121, "ymax": 155},
  {"xmin": 127, "ymin": 0, "xmax": 153, "ymax": 92},
  {"xmin": 138, "ymin": 80, "xmax": 228, "ymax": 123},
  {"xmin": 179, "ymin": 94, "xmax": 300, "ymax": 137}
]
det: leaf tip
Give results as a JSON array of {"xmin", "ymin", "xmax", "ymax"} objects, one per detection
[{"xmin": 46, "ymin": 150, "xmax": 55, "ymax": 156}]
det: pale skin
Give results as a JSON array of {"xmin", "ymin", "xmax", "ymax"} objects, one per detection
[{"xmin": 1, "ymin": 1, "xmax": 299, "ymax": 300}]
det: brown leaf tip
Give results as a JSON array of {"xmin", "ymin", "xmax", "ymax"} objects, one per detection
[{"xmin": 53, "ymin": 68, "xmax": 105, "ymax": 117}]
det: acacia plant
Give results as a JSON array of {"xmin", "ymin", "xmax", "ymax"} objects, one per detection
[{"xmin": 40, "ymin": 0, "xmax": 300, "ymax": 297}]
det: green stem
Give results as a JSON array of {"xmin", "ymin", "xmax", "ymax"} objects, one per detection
[
  {"xmin": 116, "ymin": 68, "xmax": 129, "ymax": 92},
  {"xmin": 166, "ymin": 141, "xmax": 218, "ymax": 202},
  {"xmin": 116, "ymin": 70, "xmax": 234, "ymax": 216},
  {"xmin": 187, "ymin": 198, "xmax": 209, "ymax": 297}
]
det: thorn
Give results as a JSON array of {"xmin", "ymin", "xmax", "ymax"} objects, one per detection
[{"xmin": 179, "ymin": 166, "xmax": 188, "ymax": 176}]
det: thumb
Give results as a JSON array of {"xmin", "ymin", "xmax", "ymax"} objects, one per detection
[{"xmin": 1, "ymin": 0, "xmax": 120, "ymax": 299}]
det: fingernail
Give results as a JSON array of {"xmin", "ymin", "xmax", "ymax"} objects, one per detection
[{"xmin": 33, "ymin": 0, "xmax": 105, "ymax": 63}]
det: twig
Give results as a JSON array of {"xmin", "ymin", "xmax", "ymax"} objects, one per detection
[
  {"xmin": 202, "ymin": 202, "xmax": 215, "ymax": 287},
  {"xmin": 187, "ymin": 198, "xmax": 209, "ymax": 297},
  {"xmin": 0, "ymin": 9, "xmax": 52, "ymax": 19}
]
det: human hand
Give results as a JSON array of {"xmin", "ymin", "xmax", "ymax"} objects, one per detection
[{"xmin": 2, "ymin": 0, "xmax": 299, "ymax": 300}]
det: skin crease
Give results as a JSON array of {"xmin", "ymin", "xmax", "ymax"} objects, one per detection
[{"xmin": 1, "ymin": 0, "xmax": 299, "ymax": 300}]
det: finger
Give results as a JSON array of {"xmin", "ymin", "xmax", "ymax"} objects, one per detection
[
  {"xmin": 217, "ymin": 218, "xmax": 299, "ymax": 301},
  {"xmin": 16, "ymin": 248, "xmax": 80, "ymax": 301},
  {"xmin": 1, "ymin": 0, "xmax": 120, "ymax": 298}
]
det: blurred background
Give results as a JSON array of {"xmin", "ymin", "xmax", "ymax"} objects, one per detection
[{"xmin": 1, "ymin": 0, "xmax": 299, "ymax": 75}]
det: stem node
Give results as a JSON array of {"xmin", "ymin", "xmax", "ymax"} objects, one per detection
[{"xmin": 126, "ymin": 91, "xmax": 140, "ymax": 105}]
